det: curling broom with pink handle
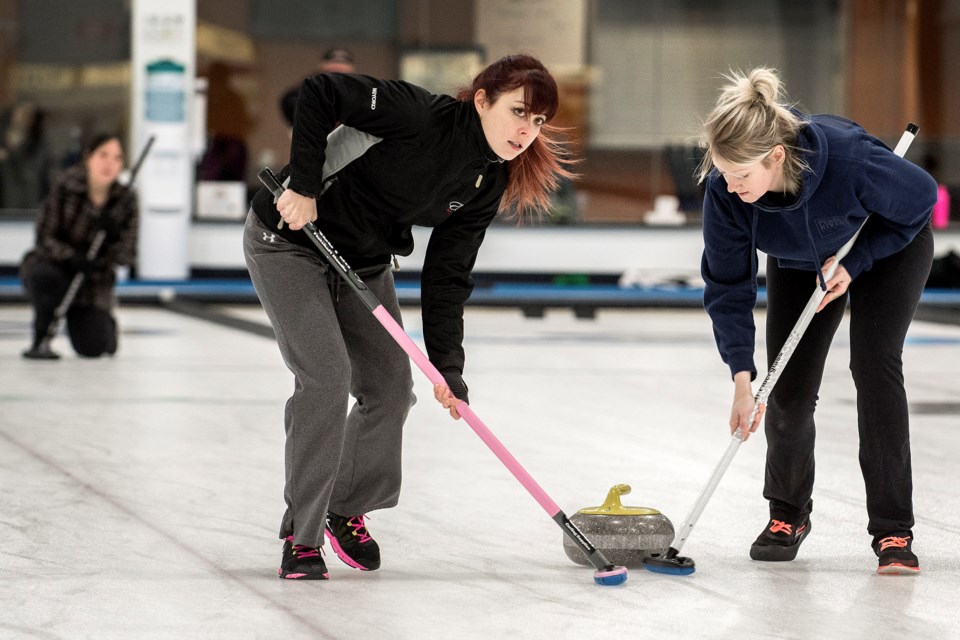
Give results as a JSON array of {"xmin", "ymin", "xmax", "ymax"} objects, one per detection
[{"xmin": 258, "ymin": 166, "xmax": 628, "ymax": 587}]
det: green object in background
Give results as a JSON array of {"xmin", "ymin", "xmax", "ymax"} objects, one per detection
[{"xmin": 553, "ymin": 273, "xmax": 590, "ymax": 287}]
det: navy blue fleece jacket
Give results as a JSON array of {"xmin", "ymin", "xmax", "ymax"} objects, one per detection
[{"xmin": 701, "ymin": 115, "xmax": 937, "ymax": 379}]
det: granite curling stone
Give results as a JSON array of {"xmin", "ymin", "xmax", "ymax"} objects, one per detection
[{"xmin": 563, "ymin": 484, "xmax": 674, "ymax": 568}]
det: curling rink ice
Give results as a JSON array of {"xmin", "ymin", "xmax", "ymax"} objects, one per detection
[{"xmin": 1, "ymin": 302, "xmax": 958, "ymax": 640}]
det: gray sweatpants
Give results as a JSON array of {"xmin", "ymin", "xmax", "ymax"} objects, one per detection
[{"xmin": 243, "ymin": 212, "xmax": 415, "ymax": 548}]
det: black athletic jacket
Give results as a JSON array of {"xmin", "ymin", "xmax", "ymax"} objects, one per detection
[{"xmin": 251, "ymin": 73, "xmax": 510, "ymax": 398}]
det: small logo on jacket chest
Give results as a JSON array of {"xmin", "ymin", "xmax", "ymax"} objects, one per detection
[
  {"xmin": 262, "ymin": 232, "xmax": 277, "ymax": 243},
  {"xmin": 815, "ymin": 216, "xmax": 846, "ymax": 237},
  {"xmin": 447, "ymin": 201, "xmax": 464, "ymax": 213}
]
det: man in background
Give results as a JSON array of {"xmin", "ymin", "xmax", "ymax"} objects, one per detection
[{"xmin": 280, "ymin": 48, "xmax": 356, "ymax": 129}]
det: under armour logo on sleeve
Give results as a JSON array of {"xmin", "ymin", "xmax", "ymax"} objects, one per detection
[{"xmin": 262, "ymin": 232, "xmax": 277, "ymax": 243}]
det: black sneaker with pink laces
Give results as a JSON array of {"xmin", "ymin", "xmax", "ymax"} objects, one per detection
[
  {"xmin": 325, "ymin": 512, "xmax": 381, "ymax": 571},
  {"xmin": 750, "ymin": 515, "xmax": 811, "ymax": 561},
  {"xmin": 874, "ymin": 534, "xmax": 920, "ymax": 575},
  {"xmin": 279, "ymin": 535, "xmax": 329, "ymax": 580}
]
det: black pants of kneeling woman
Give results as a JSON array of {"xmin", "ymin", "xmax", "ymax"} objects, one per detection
[
  {"xmin": 762, "ymin": 223, "xmax": 933, "ymax": 542},
  {"xmin": 22, "ymin": 260, "xmax": 118, "ymax": 357}
]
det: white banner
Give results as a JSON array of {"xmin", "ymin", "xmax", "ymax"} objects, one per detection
[{"xmin": 131, "ymin": 0, "xmax": 195, "ymax": 280}]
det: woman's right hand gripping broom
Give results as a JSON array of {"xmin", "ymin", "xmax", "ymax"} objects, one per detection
[{"xmin": 730, "ymin": 370, "xmax": 765, "ymax": 441}]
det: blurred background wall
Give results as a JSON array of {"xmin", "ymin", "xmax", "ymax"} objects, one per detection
[{"xmin": 0, "ymin": 0, "xmax": 956, "ymax": 231}]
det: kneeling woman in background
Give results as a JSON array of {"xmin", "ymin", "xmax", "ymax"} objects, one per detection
[{"xmin": 21, "ymin": 133, "xmax": 138, "ymax": 359}]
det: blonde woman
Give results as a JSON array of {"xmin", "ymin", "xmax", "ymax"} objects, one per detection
[{"xmin": 698, "ymin": 68, "xmax": 935, "ymax": 574}]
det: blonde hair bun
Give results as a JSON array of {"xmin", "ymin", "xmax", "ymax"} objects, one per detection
[{"xmin": 698, "ymin": 67, "xmax": 807, "ymax": 192}]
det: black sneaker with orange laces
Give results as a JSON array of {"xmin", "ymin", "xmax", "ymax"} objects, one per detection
[
  {"xmin": 750, "ymin": 515, "xmax": 811, "ymax": 561},
  {"xmin": 278, "ymin": 535, "xmax": 329, "ymax": 580},
  {"xmin": 325, "ymin": 512, "xmax": 381, "ymax": 571},
  {"xmin": 874, "ymin": 535, "xmax": 920, "ymax": 575}
]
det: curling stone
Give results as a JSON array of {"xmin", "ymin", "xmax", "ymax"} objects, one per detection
[{"xmin": 563, "ymin": 484, "xmax": 674, "ymax": 568}]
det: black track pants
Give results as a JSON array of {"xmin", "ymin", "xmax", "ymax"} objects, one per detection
[
  {"xmin": 762, "ymin": 223, "xmax": 933, "ymax": 540},
  {"xmin": 22, "ymin": 260, "xmax": 117, "ymax": 357}
]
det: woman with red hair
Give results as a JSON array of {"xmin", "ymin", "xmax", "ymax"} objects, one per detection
[{"xmin": 244, "ymin": 54, "xmax": 572, "ymax": 580}]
